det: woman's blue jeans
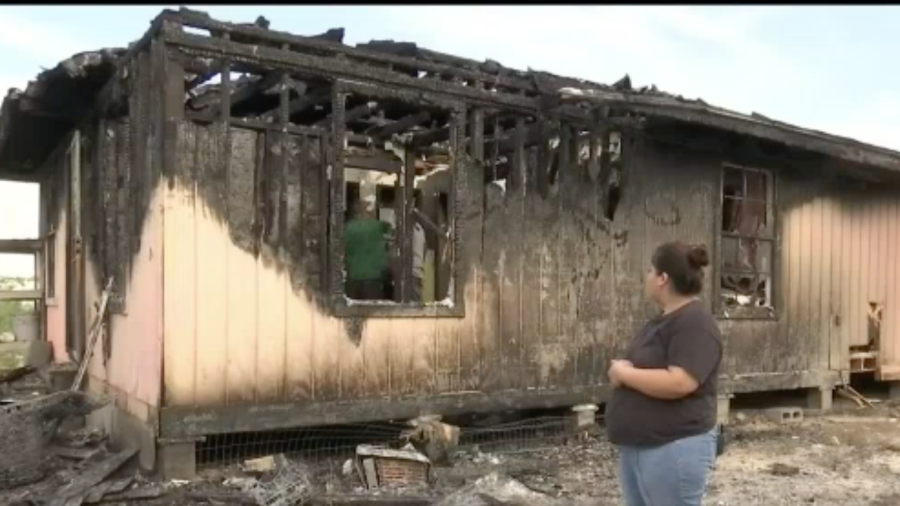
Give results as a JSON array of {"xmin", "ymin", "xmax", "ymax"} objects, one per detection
[{"xmin": 617, "ymin": 427, "xmax": 718, "ymax": 506}]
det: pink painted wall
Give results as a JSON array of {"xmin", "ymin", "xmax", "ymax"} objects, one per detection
[{"xmin": 85, "ymin": 186, "xmax": 165, "ymax": 422}]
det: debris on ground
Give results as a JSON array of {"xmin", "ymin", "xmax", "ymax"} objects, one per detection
[
  {"xmin": 244, "ymin": 458, "xmax": 313, "ymax": 506},
  {"xmin": 357, "ymin": 444, "xmax": 432, "ymax": 490},
  {"xmin": 769, "ymin": 462, "xmax": 801, "ymax": 477},
  {"xmin": 401, "ymin": 416, "xmax": 460, "ymax": 466},
  {"xmin": 44, "ymin": 448, "xmax": 139, "ymax": 505},
  {"xmin": 434, "ymin": 472, "xmax": 563, "ymax": 506},
  {"xmin": 243, "ymin": 454, "xmax": 284, "ymax": 476},
  {"xmin": 3, "ymin": 387, "xmax": 900, "ymax": 506}
]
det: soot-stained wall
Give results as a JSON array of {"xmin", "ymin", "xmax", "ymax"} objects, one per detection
[{"xmin": 35, "ymin": 36, "xmax": 900, "ymax": 432}]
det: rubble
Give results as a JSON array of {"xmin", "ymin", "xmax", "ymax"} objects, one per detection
[
  {"xmin": 243, "ymin": 455, "xmax": 282, "ymax": 475},
  {"xmin": 244, "ymin": 458, "xmax": 313, "ymax": 506},
  {"xmin": 769, "ymin": 463, "xmax": 801, "ymax": 477},
  {"xmin": 356, "ymin": 444, "xmax": 432, "ymax": 490},
  {"xmin": 434, "ymin": 472, "xmax": 563, "ymax": 506},
  {"xmin": 401, "ymin": 416, "xmax": 460, "ymax": 466}
]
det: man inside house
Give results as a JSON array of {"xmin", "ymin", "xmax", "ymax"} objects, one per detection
[{"xmin": 344, "ymin": 196, "xmax": 390, "ymax": 300}]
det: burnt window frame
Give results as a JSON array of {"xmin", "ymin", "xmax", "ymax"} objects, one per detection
[
  {"xmin": 716, "ymin": 163, "xmax": 778, "ymax": 320},
  {"xmin": 328, "ymin": 80, "xmax": 466, "ymax": 318}
]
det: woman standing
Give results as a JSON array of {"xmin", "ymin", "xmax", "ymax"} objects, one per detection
[{"xmin": 606, "ymin": 242, "xmax": 723, "ymax": 506}]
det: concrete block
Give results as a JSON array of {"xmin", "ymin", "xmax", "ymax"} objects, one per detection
[
  {"xmin": 571, "ymin": 404, "xmax": 599, "ymax": 430},
  {"xmin": 716, "ymin": 394, "xmax": 732, "ymax": 425},
  {"xmin": 807, "ymin": 387, "xmax": 834, "ymax": 411},
  {"xmin": 766, "ymin": 407, "xmax": 804, "ymax": 424},
  {"xmin": 157, "ymin": 442, "xmax": 196, "ymax": 480},
  {"xmin": 889, "ymin": 382, "xmax": 900, "ymax": 401}
]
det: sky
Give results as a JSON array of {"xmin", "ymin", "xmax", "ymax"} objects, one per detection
[{"xmin": 1, "ymin": 5, "xmax": 899, "ymax": 276}]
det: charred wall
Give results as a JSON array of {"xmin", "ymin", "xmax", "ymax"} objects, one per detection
[{"xmin": 33, "ymin": 20, "xmax": 900, "ymax": 425}]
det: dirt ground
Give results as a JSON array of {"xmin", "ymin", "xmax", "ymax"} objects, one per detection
[
  {"xmin": 7, "ymin": 398, "xmax": 900, "ymax": 505},
  {"xmin": 424, "ymin": 402, "xmax": 900, "ymax": 505}
]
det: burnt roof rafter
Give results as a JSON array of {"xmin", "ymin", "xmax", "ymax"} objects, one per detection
[{"xmin": 4, "ymin": 7, "xmax": 900, "ymax": 176}]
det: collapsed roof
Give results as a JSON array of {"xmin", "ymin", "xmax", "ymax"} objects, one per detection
[{"xmin": 1, "ymin": 7, "xmax": 899, "ymax": 177}]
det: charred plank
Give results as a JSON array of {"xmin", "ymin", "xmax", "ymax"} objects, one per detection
[
  {"xmin": 44, "ymin": 448, "xmax": 138, "ymax": 506},
  {"xmin": 409, "ymin": 126, "xmax": 450, "ymax": 148},
  {"xmin": 366, "ymin": 111, "xmax": 431, "ymax": 140},
  {"xmin": 314, "ymin": 101, "xmax": 378, "ymax": 128},
  {"xmin": 260, "ymin": 86, "xmax": 329, "ymax": 123},
  {"xmin": 206, "ymin": 72, "xmax": 283, "ymax": 116}
]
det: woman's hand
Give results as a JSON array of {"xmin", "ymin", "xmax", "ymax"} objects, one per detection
[{"xmin": 608, "ymin": 359, "xmax": 634, "ymax": 388}]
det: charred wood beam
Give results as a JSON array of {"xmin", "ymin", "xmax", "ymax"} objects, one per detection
[
  {"xmin": 345, "ymin": 154, "xmax": 400, "ymax": 174},
  {"xmin": 418, "ymin": 145, "xmax": 452, "ymax": 157},
  {"xmin": 489, "ymin": 122, "xmax": 560, "ymax": 155},
  {"xmin": 314, "ymin": 101, "xmax": 377, "ymax": 127},
  {"xmin": 16, "ymin": 98, "xmax": 86, "ymax": 122},
  {"xmin": 310, "ymin": 28, "xmax": 345, "ymax": 44},
  {"xmin": 552, "ymin": 124, "xmax": 571, "ymax": 186},
  {"xmin": 412, "ymin": 208, "xmax": 442, "ymax": 237},
  {"xmin": 510, "ymin": 117, "xmax": 526, "ymax": 190},
  {"xmin": 259, "ymin": 86, "xmax": 328, "ymax": 123},
  {"xmin": 560, "ymin": 89, "xmax": 900, "ymax": 173},
  {"xmin": 278, "ymin": 72, "xmax": 290, "ymax": 125},
  {"xmin": 367, "ymin": 111, "xmax": 431, "ymax": 140},
  {"xmin": 185, "ymin": 112, "xmax": 326, "ymax": 136},
  {"xmin": 205, "ymin": 71, "xmax": 283, "ymax": 116},
  {"xmin": 219, "ymin": 60, "xmax": 232, "ymax": 122},
  {"xmin": 409, "ymin": 126, "xmax": 450, "ymax": 149},
  {"xmin": 167, "ymin": 32, "xmax": 536, "ymax": 114},
  {"xmin": 162, "ymin": 12, "xmax": 543, "ymax": 103}
]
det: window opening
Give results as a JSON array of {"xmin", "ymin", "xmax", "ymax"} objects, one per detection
[
  {"xmin": 720, "ymin": 164, "xmax": 775, "ymax": 318},
  {"xmin": 339, "ymin": 93, "xmax": 457, "ymax": 311}
]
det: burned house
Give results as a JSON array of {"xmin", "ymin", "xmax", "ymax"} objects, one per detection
[{"xmin": 1, "ymin": 8, "xmax": 900, "ymax": 477}]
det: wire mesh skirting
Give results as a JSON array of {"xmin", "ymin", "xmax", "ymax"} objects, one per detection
[{"xmin": 196, "ymin": 414, "xmax": 575, "ymax": 473}]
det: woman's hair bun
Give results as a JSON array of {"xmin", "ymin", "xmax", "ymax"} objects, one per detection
[{"xmin": 687, "ymin": 244, "xmax": 710, "ymax": 269}]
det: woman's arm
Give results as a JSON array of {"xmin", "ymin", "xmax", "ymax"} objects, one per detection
[{"xmin": 611, "ymin": 361, "xmax": 699, "ymax": 400}]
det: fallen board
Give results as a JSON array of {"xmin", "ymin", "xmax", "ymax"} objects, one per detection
[
  {"xmin": 45, "ymin": 448, "xmax": 138, "ymax": 506},
  {"xmin": 84, "ymin": 477, "xmax": 134, "ymax": 504}
]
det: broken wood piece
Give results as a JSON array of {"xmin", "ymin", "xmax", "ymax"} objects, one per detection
[
  {"xmin": 242, "ymin": 454, "xmax": 285, "ymax": 475},
  {"xmin": 95, "ymin": 484, "xmax": 168, "ymax": 503},
  {"xmin": 206, "ymin": 72, "xmax": 284, "ymax": 117},
  {"xmin": 45, "ymin": 447, "xmax": 138, "ymax": 506},
  {"xmin": 83, "ymin": 477, "xmax": 133, "ymax": 504},
  {"xmin": 408, "ymin": 126, "xmax": 450, "ymax": 148},
  {"xmin": 307, "ymin": 496, "xmax": 433, "ymax": 506},
  {"xmin": 315, "ymin": 101, "xmax": 378, "ymax": 127},
  {"xmin": 367, "ymin": 111, "xmax": 431, "ymax": 140},
  {"xmin": 835, "ymin": 388, "xmax": 865, "ymax": 408},
  {"xmin": 50, "ymin": 444, "xmax": 103, "ymax": 461},
  {"xmin": 261, "ymin": 88, "xmax": 330, "ymax": 122},
  {"xmin": 845, "ymin": 385, "xmax": 876, "ymax": 408},
  {"xmin": 185, "ymin": 491, "xmax": 257, "ymax": 505},
  {"xmin": 71, "ymin": 278, "xmax": 114, "ymax": 393}
]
